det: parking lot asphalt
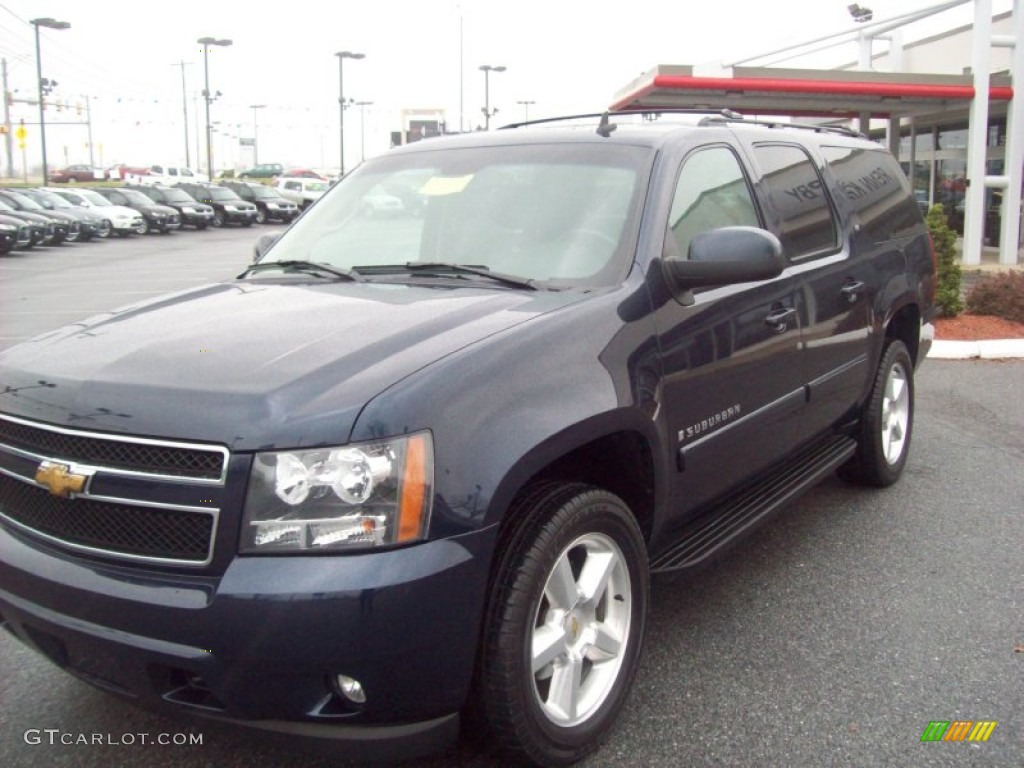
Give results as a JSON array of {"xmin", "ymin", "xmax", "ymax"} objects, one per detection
[{"xmin": 0, "ymin": 228, "xmax": 1021, "ymax": 767}]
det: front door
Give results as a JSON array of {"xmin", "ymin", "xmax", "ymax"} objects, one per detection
[{"xmin": 653, "ymin": 144, "xmax": 805, "ymax": 524}]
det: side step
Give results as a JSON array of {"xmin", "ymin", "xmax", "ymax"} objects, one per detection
[{"xmin": 649, "ymin": 434, "xmax": 856, "ymax": 573}]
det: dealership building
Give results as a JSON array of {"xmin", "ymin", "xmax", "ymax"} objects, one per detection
[{"xmin": 611, "ymin": 0, "xmax": 1022, "ymax": 267}]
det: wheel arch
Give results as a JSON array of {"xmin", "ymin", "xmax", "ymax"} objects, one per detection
[
  {"xmin": 486, "ymin": 414, "xmax": 663, "ymax": 551},
  {"xmin": 884, "ymin": 301, "xmax": 921, "ymax": 367}
]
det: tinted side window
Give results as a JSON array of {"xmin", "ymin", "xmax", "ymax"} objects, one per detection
[
  {"xmin": 667, "ymin": 146, "xmax": 759, "ymax": 259},
  {"xmin": 752, "ymin": 144, "xmax": 837, "ymax": 260},
  {"xmin": 821, "ymin": 145, "xmax": 922, "ymax": 242}
]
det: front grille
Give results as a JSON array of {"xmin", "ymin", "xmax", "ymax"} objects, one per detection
[
  {"xmin": 0, "ymin": 474, "xmax": 213, "ymax": 562},
  {"xmin": 0, "ymin": 416, "xmax": 225, "ymax": 480}
]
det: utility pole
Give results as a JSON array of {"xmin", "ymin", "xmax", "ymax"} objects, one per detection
[
  {"xmin": 174, "ymin": 61, "xmax": 192, "ymax": 167},
  {"xmin": 2, "ymin": 58, "xmax": 14, "ymax": 178},
  {"xmin": 84, "ymin": 94, "xmax": 94, "ymax": 167}
]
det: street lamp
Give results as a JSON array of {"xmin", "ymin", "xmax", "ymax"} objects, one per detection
[
  {"xmin": 354, "ymin": 101, "xmax": 373, "ymax": 163},
  {"xmin": 31, "ymin": 17, "xmax": 70, "ymax": 183},
  {"xmin": 198, "ymin": 36, "xmax": 232, "ymax": 179},
  {"xmin": 479, "ymin": 64, "xmax": 506, "ymax": 130},
  {"xmin": 250, "ymin": 104, "xmax": 266, "ymax": 165},
  {"xmin": 517, "ymin": 99, "xmax": 536, "ymax": 123},
  {"xmin": 335, "ymin": 51, "xmax": 365, "ymax": 175},
  {"xmin": 848, "ymin": 4, "xmax": 873, "ymax": 22}
]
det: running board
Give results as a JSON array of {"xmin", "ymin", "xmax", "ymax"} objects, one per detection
[{"xmin": 649, "ymin": 434, "xmax": 856, "ymax": 573}]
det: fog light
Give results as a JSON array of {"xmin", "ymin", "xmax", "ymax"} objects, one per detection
[{"xmin": 335, "ymin": 674, "xmax": 366, "ymax": 704}]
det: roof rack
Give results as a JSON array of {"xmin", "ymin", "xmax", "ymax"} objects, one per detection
[
  {"xmin": 698, "ymin": 113, "xmax": 865, "ymax": 138},
  {"xmin": 499, "ymin": 108, "xmax": 865, "ymax": 139},
  {"xmin": 498, "ymin": 108, "xmax": 745, "ymax": 130}
]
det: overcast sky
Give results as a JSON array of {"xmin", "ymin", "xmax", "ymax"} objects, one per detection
[{"xmin": 0, "ymin": 0, "xmax": 1009, "ymax": 172}]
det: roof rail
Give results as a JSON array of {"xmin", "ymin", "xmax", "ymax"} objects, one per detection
[
  {"xmin": 498, "ymin": 108, "xmax": 745, "ymax": 130},
  {"xmin": 499, "ymin": 108, "xmax": 865, "ymax": 139},
  {"xmin": 698, "ymin": 113, "xmax": 865, "ymax": 138}
]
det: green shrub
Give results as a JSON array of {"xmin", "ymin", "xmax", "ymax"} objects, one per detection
[
  {"xmin": 925, "ymin": 204, "xmax": 962, "ymax": 317},
  {"xmin": 966, "ymin": 270, "xmax": 1024, "ymax": 324}
]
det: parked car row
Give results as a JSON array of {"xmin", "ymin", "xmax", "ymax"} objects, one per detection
[{"xmin": 0, "ymin": 180, "xmax": 303, "ymax": 254}]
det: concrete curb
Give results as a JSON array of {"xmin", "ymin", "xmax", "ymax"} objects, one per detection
[{"xmin": 929, "ymin": 339, "xmax": 1024, "ymax": 360}]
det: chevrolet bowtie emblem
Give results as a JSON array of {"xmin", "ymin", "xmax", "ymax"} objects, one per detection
[{"xmin": 35, "ymin": 461, "xmax": 87, "ymax": 498}]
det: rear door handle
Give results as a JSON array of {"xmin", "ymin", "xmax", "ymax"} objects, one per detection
[
  {"xmin": 841, "ymin": 280, "xmax": 866, "ymax": 303},
  {"xmin": 764, "ymin": 306, "xmax": 797, "ymax": 332}
]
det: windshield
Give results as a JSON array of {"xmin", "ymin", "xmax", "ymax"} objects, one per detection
[
  {"xmin": 248, "ymin": 186, "xmax": 278, "ymax": 199},
  {"xmin": 4, "ymin": 192, "xmax": 43, "ymax": 211},
  {"xmin": 259, "ymin": 143, "xmax": 648, "ymax": 287},
  {"xmin": 33, "ymin": 191, "xmax": 73, "ymax": 209},
  {"xmin": 116, "ymin": 189, "xmax": 156, "ymax": 206},
  {"xmin": 76, "ymin": 189, "xmax": 112, "ymax": 207},
  {"xmin": 205, "ymin": 187, "xmax": 242, "ymax": 202},
  {"xmin": 160, "ymin": 188, "xmax": 198, "ymax": 203}
]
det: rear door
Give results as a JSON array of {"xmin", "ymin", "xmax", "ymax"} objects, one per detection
[
  {"xmin": 653, "ymin": 142, "xmax": 806, "ymax": 521},
  {"xmin": 741, "ymin": 141, "xmax": 868, "ymax": 438}
]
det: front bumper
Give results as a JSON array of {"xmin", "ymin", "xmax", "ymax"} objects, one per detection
[
  {"xmin": 180, "ymin": 210, "xmax": 215, "ymax": 227},
  {"xmin": 224, "ymin": 208, "xmax": 258, "ymax": 224},
  {"xmin": 0, "ymin": 522, "xmax": 494, "ymax": 758}
]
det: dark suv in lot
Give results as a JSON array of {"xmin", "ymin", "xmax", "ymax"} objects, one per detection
[
  {"xmin": 175, "ymin": 182, "xmax": 258, "ymax": 227},
  {"xmin": 219, "ymin": 180, "xmax": 300, "ymax": 224},
  {"xmin": 0, "ymin": 111, "xmax": 935, "ymax": 766},
  {"xmin": 130, "ymin": 185, "xmax": 215, "ymax": 229}
]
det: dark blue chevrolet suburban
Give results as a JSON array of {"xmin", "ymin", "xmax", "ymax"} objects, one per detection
[{"xmin": 0, "ymin": 111, "xmax": 935, "ymax": 766}]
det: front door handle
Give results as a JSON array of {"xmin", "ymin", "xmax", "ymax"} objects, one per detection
[
  {"xmin": 841, "ymin": 280, "xmax": 866, "ymax": 303},
  {"xmin": 764, "ymin": 306, "xmax": 797, "ymax": 333}
]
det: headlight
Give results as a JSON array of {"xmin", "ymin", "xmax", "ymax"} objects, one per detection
[
  {"xmin": 241, "ymin": 432, "xmax": 433, "ymax": 553},
  {"xmin": 151, "ymin": 212, "xmax": 166, "ymax": 219},
  {"xmin": 181, "ymin": 206, "xmax": 195, "ymax": 213},
  {"xmin": 224, "ymin": 204, "xmax": 238, "ymax": 212},
  {"xmin": 0, "ymin": 223, "xmax": 15, "ymax": 232},
  {"xmin": 266, "ymin": 203, "xmax": 279, "ymax": 209}
]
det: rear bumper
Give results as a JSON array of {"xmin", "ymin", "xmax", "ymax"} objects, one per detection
[{"xmin": 0, "ymin": 522, "xmax": 495, "ymax": 759}]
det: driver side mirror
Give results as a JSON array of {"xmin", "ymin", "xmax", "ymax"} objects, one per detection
[
  {"xmin": 663, "ymin": 226, "xmax": 784, "ymax": 304},
  {"xmin": 253, "ymin": 232, "xmax": 281, "ymax": 261}
]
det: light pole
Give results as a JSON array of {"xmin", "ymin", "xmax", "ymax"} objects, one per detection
[
  {"xmin": 198, "ymin": 36, "xmax": 232, "ymax": 179},
  {"xmin": 250, "ymin": 104, "xmax": 266, "ymax": 165},
  {"xmin": 173, "ymin": 61, "xmax": 192, "ymax": 167},
  {"xmin": 354, "ymin": 101, "xmax": 373, "ymax": 163},
  {"xmin": 31, "ymin": 17, "xmax": 70, "ymax": 183},
  {"xmin": 335, "ymin": 50, "xmax": 365, "ymax": 176},
  {"xmin": 517, "ymin": 99, "xmax": 536, "ymax": 123},
  {"xmin": 479, "ymin": 64, "xmax": 506, "ymax": 130}
]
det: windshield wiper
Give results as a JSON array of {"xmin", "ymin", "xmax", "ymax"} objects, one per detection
[
  {"xmin": 238, "ymin": 260, "xmax": 362, "ymax": 281},
  {"xmin": 370, "ymin": 262, "xmax": 537, "ymax": 290}
]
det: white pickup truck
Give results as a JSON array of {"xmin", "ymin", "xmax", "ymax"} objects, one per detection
[{"xmin": 123, "ymin": 164, "xmax": 209, "ymax": 186}]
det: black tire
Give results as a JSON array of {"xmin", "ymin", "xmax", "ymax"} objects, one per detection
[
  {"xmin": 839, "ymin": 339, "xmax": 914, "ymax": 487},
  {"xmin": 476, "ymin": 483, "xmax": 648, "ymax": 766},
  {"xmin": 212, "ymin": 211, "xmax": 225, "ymax": 228},
  {"xmin": 135, "ymin": 219, "xmax": 149, "ymax": 235},
  {"xmin": 255, "ymin": 208, "xmax": 267, "ymax": 225},
  {"xmin": 97, "ymin": 220, "xmax": 112, "ymax": 239}
]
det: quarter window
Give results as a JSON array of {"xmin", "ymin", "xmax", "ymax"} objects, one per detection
[
  {"xmin": 752, "ymin": 144, "xmax": 838, "ymax": 259},
  {"xmin": 821, "ymin": 145, "xmax": 921, "ymax": 242},
  {"xmin": 667, "ymin": 146, "xmax": 759, "ymax": 259}
]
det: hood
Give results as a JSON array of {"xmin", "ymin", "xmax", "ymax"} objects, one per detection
[
  {"xmin": 90, "ymin": 203, "xmax": 140, "ymax": 219},
  {"xmin": 0, "ymin": 280, "xmax": 582, "ymax": 451},
  {"xmin": 135, "ymin": 203, "xmax": 177, "ymax": 216}
]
